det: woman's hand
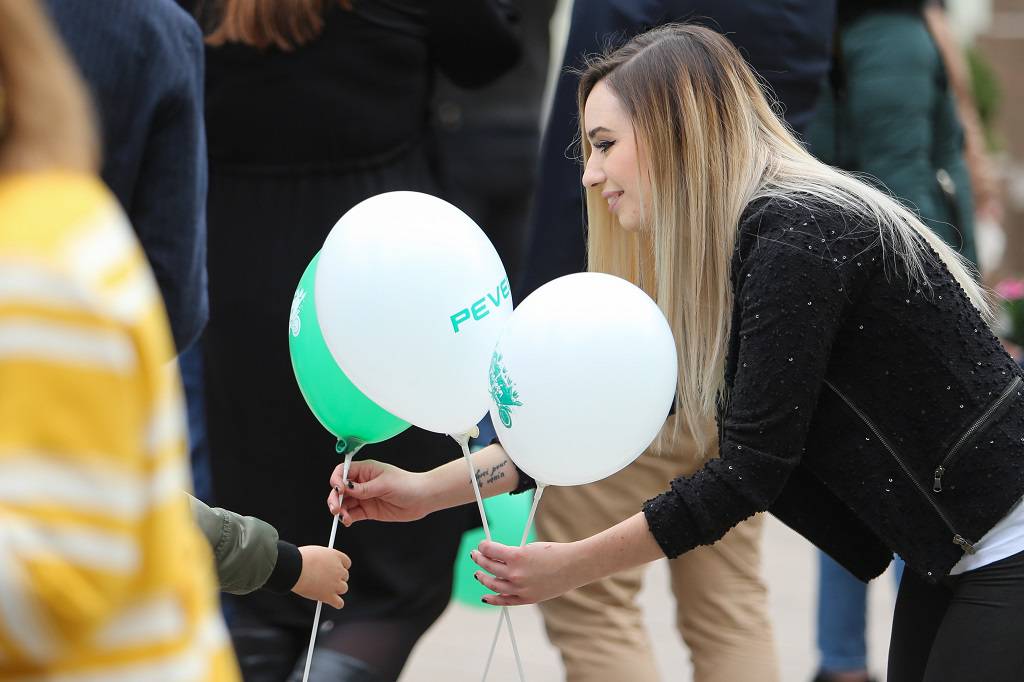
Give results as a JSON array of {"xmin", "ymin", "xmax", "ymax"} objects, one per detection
[
  {"xmin": 470, "ymin": 540, "xmax": 594, "ymax": 606},
  {"xmin": 470, "ymin": 512, "xmax": 667, "ymax": 605},
  {"xmin": 326, "ymin": 460, "xmax": 436, "ymax": 526},
  {"xmin": 292, "ymin": 546, "xmax": 350, "ymax": 608}
]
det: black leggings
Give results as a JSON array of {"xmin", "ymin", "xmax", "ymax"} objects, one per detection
[
  {"xmin": 229, "ymin": 610, "xmax": 446, "ymax": 682},
  {"xmin": 888, "ymin": 549, "xmax": 1024, "ymax": 681}
]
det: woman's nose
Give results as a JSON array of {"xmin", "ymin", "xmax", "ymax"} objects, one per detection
[{"xmin": 582, "ymin": 157, "xmax": 603, "ymax": 188}]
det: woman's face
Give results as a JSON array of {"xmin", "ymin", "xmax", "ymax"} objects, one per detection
[{"xmin": 582, "ymin": 80, "xmax": 650, "ymax": 231}]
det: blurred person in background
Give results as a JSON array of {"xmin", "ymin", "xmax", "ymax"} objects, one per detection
[
  {"xmin": 0, "ymin": 0, "xmax": 237, "ymax": 678},
  {"xmin": 806, "ymin": 1, "xmax": 982, "ymax": 679},
  {"xmin": 512, "ymin": 3, "xmax": 835, "ymax": 680},
  {"xmin": 431, "ymin": 0, "xmax": 558, "ymax": 291},
  {"xmin": 44, "ymin": 0, "xmax": 216, "ymax": 508},
  {"xmin": 187, "ymin": 1, "xmax": 521, "ymax": 679}
]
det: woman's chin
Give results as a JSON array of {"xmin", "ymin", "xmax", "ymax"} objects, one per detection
[{"xmin": 614, "ymin": 212, "xmax": 642, "ymax": 232}]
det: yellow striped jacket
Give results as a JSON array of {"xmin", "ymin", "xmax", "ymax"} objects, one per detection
[{"xmin": 0, "ymin": 173, "xmax": 239, "ymax": 681}]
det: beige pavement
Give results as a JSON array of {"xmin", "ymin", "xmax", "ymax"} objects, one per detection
[{"xmin": 400, "ymin": 516, "xmax": 899, "ymax": 681}]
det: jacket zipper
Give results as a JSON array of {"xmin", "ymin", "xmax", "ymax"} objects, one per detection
[
  {"xmin": 932, "ymin": 375, "xmax": 1022, "ymax": 493},
  {"xmin": 824, "ymin": 380, "xmax": 977, "ymax": 555}
]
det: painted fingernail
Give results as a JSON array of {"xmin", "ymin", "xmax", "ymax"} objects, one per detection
[
  {"xmin": 480, "ymin": 597, "xmax": 488, "ymax": 604},
  {"xmin": 346, "ymin": 481, "xmax": 355, "ymax": 489},
  {"xmin": 473, "ymin": 572, "xmax": 481, "ymax": 583}
]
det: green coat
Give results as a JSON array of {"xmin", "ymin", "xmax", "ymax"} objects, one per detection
[
  {"xmin": 808, "ymin": 12, "xmax": 977, "ymax": 265},
  {"xmin": 188, "ymin": 494, "xmax": 294, "ymax": 595}
]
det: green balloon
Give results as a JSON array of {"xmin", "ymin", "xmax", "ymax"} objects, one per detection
[
  {"xmin": 452, "ymin": 491, "xmax": 536, "ymax": 608},
  {"xmin": 289, "ymin": 253, "xmax": 410, "ymax": 451}
]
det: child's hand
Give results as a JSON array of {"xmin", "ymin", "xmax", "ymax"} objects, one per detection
[{"xmin": 292, "ymin": 546, "xmax": 351, "ymax": 608}]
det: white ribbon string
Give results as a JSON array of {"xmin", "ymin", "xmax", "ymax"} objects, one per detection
[
  {"xmin": 480, "ymin": 483, "xmax": 545, "ymax": 682},
  {"xmin": 301, "ymin": 450, "xmax": 354, "ymax": 682}
]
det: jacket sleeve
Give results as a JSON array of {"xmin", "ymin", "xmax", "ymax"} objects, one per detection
[
  {"xmin": 643, "ymin": 209, "xmax": 875, "ymax": 559},
  {"xmin": 186, "ymin": 494, "xmax": 300, "ymax": 595}
]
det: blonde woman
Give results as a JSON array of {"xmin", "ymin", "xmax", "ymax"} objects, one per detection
[{"xmin": 329, "ymin": 24, "xmax": 1024, "ymax": 680}]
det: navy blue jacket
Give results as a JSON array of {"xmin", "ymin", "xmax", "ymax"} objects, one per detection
[
  {"xmin": 516, "ymin": 0, "xmax": 836, "ymax": 299},
  {"xmin": 47, "ymin": 0, "xmax": 208, "ymax": 353}
]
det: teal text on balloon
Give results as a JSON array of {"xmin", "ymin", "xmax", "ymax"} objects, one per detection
[{"xmin": 450, "ymin": 278, "xmax": 511, "ymax": 333}]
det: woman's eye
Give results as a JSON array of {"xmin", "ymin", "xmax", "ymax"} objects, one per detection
[{"xmin": 594, "ymin": 140, "xmax": 615, "ymax": 153}]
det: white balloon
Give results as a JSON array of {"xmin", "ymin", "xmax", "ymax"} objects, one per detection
[
  {"xmin": 488, "ymin": 273, "xmax": 677, "ymax": 486},
  {"xmin": 316, "ymin": 191, "xmax": 512, "ymax": 435}
]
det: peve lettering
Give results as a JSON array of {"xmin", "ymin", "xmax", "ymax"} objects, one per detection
[
  {"xmin": 471, "ymin": 298, "xmax": 489, "ymax": 320},
  {"xmin": 450, "ymin": 309, "xmax": 471, "ymax": 332},
  {"xmin": 450, "ymin": 278, "xmax": 511, "ymax": 333}
]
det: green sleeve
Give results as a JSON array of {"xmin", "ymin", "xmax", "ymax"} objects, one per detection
[{"xmin": 186, "ymin": 493, "xmax": 280, "ymax": 595}]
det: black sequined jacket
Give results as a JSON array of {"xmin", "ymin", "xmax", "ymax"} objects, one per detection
[{"xmin": 637, "ymin": 197, "xmax": 1024, "ymax": 584}]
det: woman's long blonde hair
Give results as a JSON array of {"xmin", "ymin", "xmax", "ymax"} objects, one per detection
[{"xmin": 580, "ymin": 24, "xmax": 989, "ymax": 455}]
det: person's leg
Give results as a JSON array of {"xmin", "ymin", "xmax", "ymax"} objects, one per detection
[
  {"xmin": 536, "ymin": 474, "xmax": 661, "ymax": 682},
  {"xmin": 815, "ymin": 551, "xmax": 869, "ymax": 679},
  {"xmin": 288, "ymin": 618, "xmax": 438, "ymax": 682},
  {"xmin": 229, "ymin": 606, "xmax": 304, "ymax": 682},
  {"xmin": 886, "ymin": 565, "xmax": 951, "ymax": 682},
  {"xmin": 672, "ymin": 513, "xmax": 779, "ymax": 682},
  {"xmin": 920, "ymin": 550, "xmax": 1024, "ymax": 682}
]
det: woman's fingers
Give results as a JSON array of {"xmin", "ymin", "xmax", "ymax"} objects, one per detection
[
  {"xmin": 339, "ymin": 503, "xmax": 367, "ymax": 526},
  {"xmin": 478, "ymin": 540, "xmax": 518, "ymax": 564},
  {"xmin": 470, "ymin": 549, "xmax": 509, "ymax": 580},
  {"xmin": 474, "ymin": 570, "xmax": 512, "ymax": 592},
  {"xmin": 481, "ymin": 592, "xmax": 525, "ymax": 607}
]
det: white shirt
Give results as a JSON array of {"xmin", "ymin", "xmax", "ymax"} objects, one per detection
[{"xmin": 949, "ymin": 495, "xmax": 1024, "ymax": 575}]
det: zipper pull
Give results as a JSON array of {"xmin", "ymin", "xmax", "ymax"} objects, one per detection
[
  {"xmin": 933, "ymin": 466, "xmax": 945, "ymax": 493},
  {"xmin": 952, "ymin": 534, "xmax": 976, "ymax": 555}
]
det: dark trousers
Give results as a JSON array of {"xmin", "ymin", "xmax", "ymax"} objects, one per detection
[
  {"xmin": 229, "ymin": 609, "xmax": 436, "ymax": 682},
  {"xmin": 888, "ymin": 549, "xmax": 1024, "ymax": 681}
]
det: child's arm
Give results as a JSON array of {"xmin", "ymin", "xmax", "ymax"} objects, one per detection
[
  {"xmin": 187, "ymin": 494, "xmax": 350, "ymax": 607},
  {"xmin": 187, "ymin": 493, "xmax": 297, "ymax": 594}
]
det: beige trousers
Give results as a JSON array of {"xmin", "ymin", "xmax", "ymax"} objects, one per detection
[{"xmin": 535, "ymin": 421, "xmax": 779, "ymax": 682}]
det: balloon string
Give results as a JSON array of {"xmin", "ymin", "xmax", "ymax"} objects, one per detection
[
  {"xmin": 301, "ymin": 449, "xmax": 354, "ymax": 682},
  {"xmin": 481, "ymin": 484, "xmax": 544, "ymax": 682},
  {"xmin": 453, "ymin": 429, "xmax": 490, "ymax": 541}
]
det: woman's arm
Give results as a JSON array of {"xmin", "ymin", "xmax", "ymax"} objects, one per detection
[{"xmin": 327, "ymin": 443, "xmax": 522, "ymax": 525}]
